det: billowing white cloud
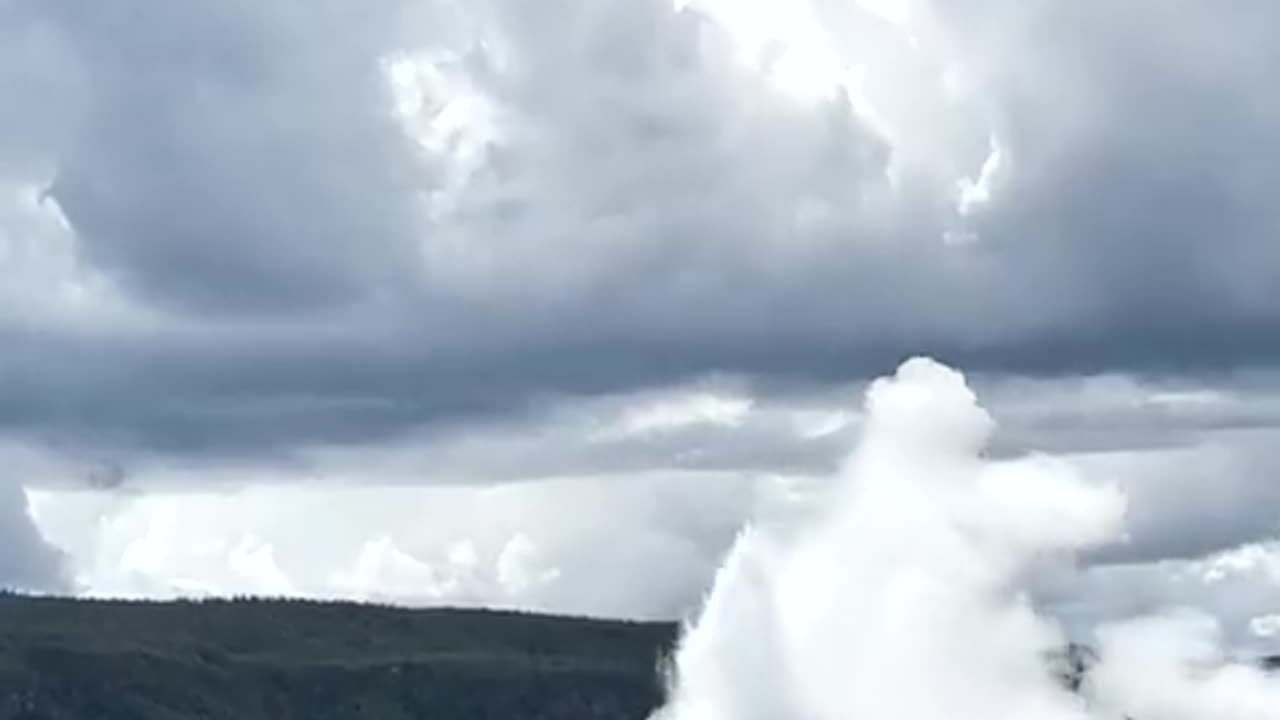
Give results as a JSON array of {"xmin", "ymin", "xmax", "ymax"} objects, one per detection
[{"xmin": 28, "ymin": 471, "xmax": 760, "ymax": 619}]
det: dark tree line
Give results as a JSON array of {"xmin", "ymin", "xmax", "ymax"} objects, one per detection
[
  {"xmin": 0, "ymin": 593, "xmax": 1275, "ymax": 719},
  {"xmin": 0, "ymin": 594, "xmax": 675, "ymax": 720}
]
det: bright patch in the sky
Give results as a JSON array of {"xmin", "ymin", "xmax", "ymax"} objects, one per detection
[
  {"xmin": 1254, "ymin": 615, "xmax": 1280, "ymax": 638},
  {"xmin": 856, "ymin": 0, "xmax": 915, "ymax": 27},
  {"xmin": 676, "ymin": 0, "xmax": 916, "ymax": 102},
  {"xmin": 676, "ymin": 0, "xmax": 856, "ymax": 101},
  {"xmin": 677, "ymin": 0, "xmax": 1004, "ymax": 236},
  {"xmin": 609, "ymin": 392, "xmax": 755, "ymax": 437},
  {"xmin": 956, "ymin": 133, "xmax": 1006, "ymax": 217}
]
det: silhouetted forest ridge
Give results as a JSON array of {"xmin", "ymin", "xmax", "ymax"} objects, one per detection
[
  {"xmin": 0, "ymin": 593, "xmax": 677, "ymax": 720},
  {"xmin": 1, "ymin": 593, "xmax": 1276, "ymax": 719}
]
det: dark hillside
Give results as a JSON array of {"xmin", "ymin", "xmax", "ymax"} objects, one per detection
[
  {"xmin": 0, "ymin": 594, "xmax": 678, "ymax": 720},
  {"xmin": 2, "ymin": 594, "xmax": 1275, "ymax": 719}
]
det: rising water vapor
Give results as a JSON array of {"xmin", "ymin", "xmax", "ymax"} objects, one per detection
[{"xmin": 653, "ymin": 358, "xmax": 1280, "ymax": 720}]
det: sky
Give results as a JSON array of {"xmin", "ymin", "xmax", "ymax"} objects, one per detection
[
  {"xmin": 656, "ymin": 359, "xmax": 1280, "ymax": 720},
  {"xmin": 2, "ymin": 0, "xmax": 1280, "ymax": 651}
]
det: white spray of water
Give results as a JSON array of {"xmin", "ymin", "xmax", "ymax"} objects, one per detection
[{"xmin": 653, "ymin": 357, "xmax": 1280, "ymax": 720}]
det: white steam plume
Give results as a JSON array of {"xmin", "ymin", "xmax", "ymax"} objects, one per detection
[{"xmin": 653, "ymin": 357, "xmax": 1280, "ymax": 720}]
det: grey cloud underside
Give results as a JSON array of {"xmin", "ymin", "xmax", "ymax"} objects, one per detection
[
  {"xmin": 0, "ymin": 479, "xmax": 71, "ymax": 593},
  {"xmin": 7, "ymin": 321, "xmax": 1280, "ymax": 460},
  {"xmin": 3, "ymin": 0, "xmax": 1280, "ymax": 457},
  {"xmin": 30, "ymin": 0, "xmax": 430, "ymax": 313}
]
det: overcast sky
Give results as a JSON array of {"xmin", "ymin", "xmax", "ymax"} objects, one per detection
[{"xmin": 3, "ymin": 0, "xmax": 1280, "ymax": 648}]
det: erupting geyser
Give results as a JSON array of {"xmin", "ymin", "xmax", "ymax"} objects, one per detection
[{"xmin": 652, "ymin": 358, "xmax": 1280, "ymax": 720}]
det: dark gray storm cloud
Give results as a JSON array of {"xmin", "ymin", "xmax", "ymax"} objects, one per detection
[
  {"xmin": 32, "ymin": 0, "xmax": 431, "ymax": 312},
  {"xmin": 2, "ymin": 0, "xmax": 1280, "ymax": 461}
]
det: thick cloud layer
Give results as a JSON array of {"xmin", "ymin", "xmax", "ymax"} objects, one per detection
[
  {"xmin": 20, "ymin": 369, "xmax": 1280, "ymax": 646},
  {"xmin": 4, "ymin": 0, "xmax": 1280, "ymax": 671},
  {"xmin": 3, "ymin": 0, "xmax": 1280, "ymax": 458}
]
